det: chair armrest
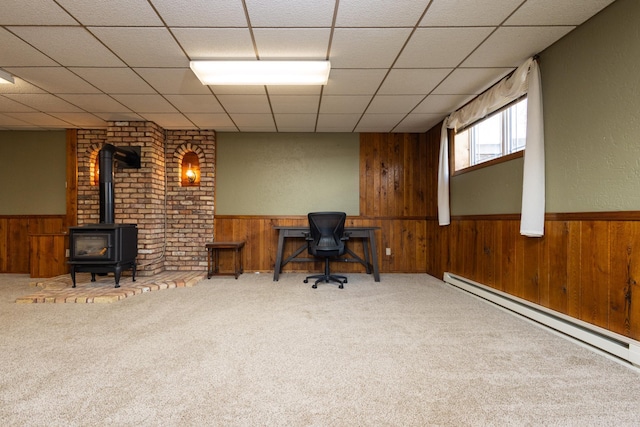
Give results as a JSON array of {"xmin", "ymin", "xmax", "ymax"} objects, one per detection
[
  {"xmin": 303, "ymin": 231, "xmax": 312, "ymax": 241},
  {"xmin": 341, "ymin": 231, "xmax": 350, "ymax": 241}
]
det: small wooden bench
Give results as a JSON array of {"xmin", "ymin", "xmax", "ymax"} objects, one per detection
[{"xmin": 206, "ymin": 241, "xmax": 245, "ymax": 279}]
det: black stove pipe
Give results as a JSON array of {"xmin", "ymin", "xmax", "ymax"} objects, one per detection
[{"xmin": 99, "ymin": 144, "xmax": 141, "ymax": 224}]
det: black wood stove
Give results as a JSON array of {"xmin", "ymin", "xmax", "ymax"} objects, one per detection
[{"xmin": 68, "ymin": 144, "xmax": 140, "ymax": 288}]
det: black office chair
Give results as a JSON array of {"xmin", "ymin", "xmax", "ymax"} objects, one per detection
[{"xmin": 303, "ymin": 212, "xmax": 349, "ymax": 289}]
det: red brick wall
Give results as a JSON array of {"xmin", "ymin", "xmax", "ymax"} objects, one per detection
[
  {"xmin": 75, "ymin": 122, "xmax": 214, "ymax": 276},
  {"xmin": 165, "ymin": 130, "xmax": 215, "ymax": 271}
]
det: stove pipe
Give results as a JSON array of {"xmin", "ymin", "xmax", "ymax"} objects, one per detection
[{"xmin": 98, "ymin": 144, "xmax": 141, "ymax": 224}]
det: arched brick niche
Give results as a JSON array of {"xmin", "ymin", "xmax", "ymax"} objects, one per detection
[
  {"xmin": 175, "ymin": 143, "xmax": 205, "ymax": 187},
  {"xmin": 87, "ymin": 143, "xmax": 104, "ymax": 187}
]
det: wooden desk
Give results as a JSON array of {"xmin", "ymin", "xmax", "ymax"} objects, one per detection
[
  {"xmin": 206, "ymin": 241, "xmax": 245, "ymax": 279},
  {"xmin": 273, "ymin": 226, "xmax": 380, "ymax": 282}
]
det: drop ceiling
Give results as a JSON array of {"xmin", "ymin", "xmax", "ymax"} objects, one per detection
[{"xmin": 0, "ymin": 0, "xmax": 615, "ymax": 133}]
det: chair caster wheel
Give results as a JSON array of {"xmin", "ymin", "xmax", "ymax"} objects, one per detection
[
  {"xmin": 304, "ymin": 279, "xmax": 308, "ymax": 283},
  {"xmin": 339, "ymin": 284, "xmax": 344, "ymax": 289},
  {"xmin": 312, "ymin": 284, "xmax": 317, "ymax": 289},
  {"xmin": 344, "ymin": 279, "xmax": 348, "ymax": 283}
]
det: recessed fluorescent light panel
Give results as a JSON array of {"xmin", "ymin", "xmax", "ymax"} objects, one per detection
[
  {"xmin": 190, "ymin": 60, "xmax": 330, "ymax": 85},
  {"xmin": 0, "ymin": 69, "xmax": 15, "ymax": 84}
]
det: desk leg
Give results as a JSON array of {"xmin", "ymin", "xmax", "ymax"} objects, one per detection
[
  {"xmin": 207, "ymin": 248, "xmax": 212, "ymax": 279},
  {"xmin": 273, "ymin": 230, "xmax": 285, "ymax": 281},
  {"xmin": 362, "ymin": 238, "xmax": 371, "ymax": 274},
  {"xmin": 368, "ymin": 229, "xmax": 380, "ymax": 282}
]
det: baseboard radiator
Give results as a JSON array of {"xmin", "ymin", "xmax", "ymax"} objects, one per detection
[{"xmin": 443, "ymin": 272, "xmax": 640, "ymax": 368}]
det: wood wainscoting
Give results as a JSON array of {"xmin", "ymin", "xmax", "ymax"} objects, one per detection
[
  {"xmin": 425, "ymin": 212, "xmax": 640, "ymax": 342},
  {"xmin": 0, "ymin": 215, "xmax": 68, "ymax": 274},
  {"xmin": 213, "ymin": 215, "xmax": 429, "ymax": 275}
]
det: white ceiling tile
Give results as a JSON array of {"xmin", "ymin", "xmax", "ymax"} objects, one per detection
[
  {"xmin": 0, "ymin": 96, "xmax": 38, "ymax": 112},
  {"xmin": 0, "ymin": 28, "xmax": 58, "ymax": 67},
  {"xmin": 134, "ymin": 68, "xmax": 210, "ymax": 95},
  {"xmin": 230, "ymin": 114, "xmax": 277, "ymax": 132},
  {"xmin": 89, "ymin": 28, "xmax": 188, "ymax": 67},
  {"xmin": 211, "ymin": 86, "xmax": 266, "ymax": 95},
  {"xmin": 49, "ymin": 113, "xmax": 108, "ymax": 128},
  {"xmin": 139, "ymin": 113, "xmax": 194, "ymax": 129},
  {"xmin": 367, "ymin": 95, "xmax": 425, "ymax": 114},
  {"xmin": 0, "ymin": 78, "xmax": 45, "ymax": 95},
  {"xmin": 3, "ymin": 94, "xmax": 84, "ymax": 112},
  {"xmin": 420, "ymin": 0, "xmax": 523, "ymax": 26},
  {"xmin": 355, "ymin": 114, "xmax": 406, "ymax": 132},
  {"xmin": 150, "ymin": 0, "xmax": 248, "ymax": 27},
  {"xmin": 462, "ymin": 26, "xmax": 575, "ymax": 67},
  {"xmin": 432, "ymin": 68, "xmax": 513, "ymax": 95},
  {"xmin": 396, "ymin": 28, "xmax": 494, "ymax": 68},
  {"xmin": 246, "ymin": 0, "xmax": 336, "ymax": 27},
  {"xmin": 269, "ymin": 95, "xmax": 320, "ymax": 114},
  {"xmin": 393, "ymin": 113, "xmax": 443, "ymax": 133},
  {"xmin": 0, "ymin": 0, "xmax": 615, "ymax": 133},
  {"xmin": 253, "ymin": 29, "xmax": 330, "ymax": 59},
  {"xmin": 323, "ymin": 69, "xmax": 387, "ymax": 96},
  {"xmin": 267, "ymin": 86, "xmax": 321, "ymax": 95},
  {"xmin": 217, "ymin": 95, "xmax": 271, "ymax": 113},
  {"xmin": 319, "ymin": 96, "xmax": 372, "ymax": 114},
  {"xmin": 57, "ymin": 94, "xmax": 132, "ymax": 113},
  {"xmin": 57, "ymin": 0, "xmax": 163, "ymax": 26},
  {"xmin": 413, "ymin": 94, "xmax": 476, "ymax": 114},
  {"xmin": 164, "ymin": 95, "xmax": 224, "ymax": 113},
  {"xmin": 0, "ymin": 1, "xmax": 77, "ymax": 25},
  {"xmin": 8, "ymin": 27, "xmax": 125, "ymax": 67},
  {"xmin": 4, "ymin": 112, "xmax": 72, "ymax": 127},
  {"xmin": 506, "ymin": 0, "xmax": 616, "ymax": 25},
  {"xmin": 378, "ymin": 69, "xmax": 451, "ymax": 95},
  {"xmin": 330, "ymin": 28, "xmax": 412, "ymax": 68},
  {"xmin": 274, "ymin": 114, "xmax": 317, "ymax": 132},
  {"xmin": 94, "ymin": 112, "xmax": 145, "ymax": 122},
  {"xmin": 185, "ymin": 113, "xmax": 237, "ymax": 130},
  {"xmin": 336, "ymin": 0, "xmax": 428, "ymax": 27},
  {"xmin": 172, "ymin": 28, "xmax": 255, "ymax": 59},
  {"xmin": 0, "ymin": 113, "xmax": 34, "ymax": 127},
  {"xmin": 70, "ymin": 68, "xmax": 156, "ymax": 94},
  {"xmin": 6, "ymin": 67, "xmax": 101, "ymax": 94},
  {"xmin": 316, "ymin": 114, "xmax": 360, "ymax": 132},
  {"xmin": 111, "ymin": 95, "xmax": 178, "ymax": 113}
]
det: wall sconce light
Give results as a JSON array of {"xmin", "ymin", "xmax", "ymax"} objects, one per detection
[
  {"xmin": 181, "ymin": 151, "xmax": 200, "ymax": 187},
  {"xmin": 0, "ymin": 69, "xmax": 15, "ymax": 85},
  {"xmin": 185, "ymin": 163, "xmax": 197, "ymax": 183}
]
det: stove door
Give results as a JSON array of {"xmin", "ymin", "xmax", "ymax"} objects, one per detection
[{"xmin": 71, "ymin": 232, "xmax": 113, "ymax": 261}]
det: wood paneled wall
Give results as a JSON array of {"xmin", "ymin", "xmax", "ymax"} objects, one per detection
[
  {"xmin": 214, "ymin": 132, "xmax": 437, "ymax": 275},
  {"xmin": 0, "ymin": 215, "xmax": 67, "ymax": 274},
  {"xmin": 214, "ymin": 215, "xmax": 429, "ymax": 274},
  {"xmin": 426, "ymin": 214, "xmax": 640, "ymax": 341}
]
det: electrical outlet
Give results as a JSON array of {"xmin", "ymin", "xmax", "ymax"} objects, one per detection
[{"xmin": 385, "ymin": 248, "xmax": 391, "ymax": 256}]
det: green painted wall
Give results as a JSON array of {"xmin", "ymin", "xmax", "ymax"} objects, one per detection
[
  {"xmin": 0, "ymin": 131, "xmax": 66, "ymax": 215},
  {"xmin": 451, "ymin": 157, "xmax": 524, "ymax": 215},
  {"xmin": 450, "ymin": 0, "xmax": 639, "ymax": 215},
  {"xmin": 216, "ymin": 132, "xmax": 360, "ymax": 215},
  {"xmin": 542, "ymin": 0, "xmax": 640, "ymax": 212}
]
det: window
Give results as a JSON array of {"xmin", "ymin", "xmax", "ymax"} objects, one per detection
[{"xmin": 454, "ymin": 98, "xmax": 527, "ymax": 172}]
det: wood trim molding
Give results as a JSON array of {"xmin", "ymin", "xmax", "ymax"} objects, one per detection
[
  {"xmin": 214, "ymin": 215, "xmax": 429, "ymax": 221},
  {"xmin": 448, "ymin": 211, "xmax": 640, "ymax": 222}
]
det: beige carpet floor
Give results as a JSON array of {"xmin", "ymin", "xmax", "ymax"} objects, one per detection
[{"xmin": 1, "ymin": 272, "xmax": 639, "ymax": 426}]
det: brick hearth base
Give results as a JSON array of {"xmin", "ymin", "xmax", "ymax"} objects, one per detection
[{"xmin": 16, "ymin": 271, "xmax": 206, "ymax": 304}]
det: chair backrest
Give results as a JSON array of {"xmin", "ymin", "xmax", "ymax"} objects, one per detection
[{"xmin": 307, "ymin": 212, "xmax": 347, "ymax": 256}]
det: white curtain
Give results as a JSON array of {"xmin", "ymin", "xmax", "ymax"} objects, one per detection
[
  {"xmin": 437, "ymin": 57, "xmax": 545, "ymax": 236},
  {"xmin": 519, "ymin": 60, "xmax": 545, "ymax": 237}
]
